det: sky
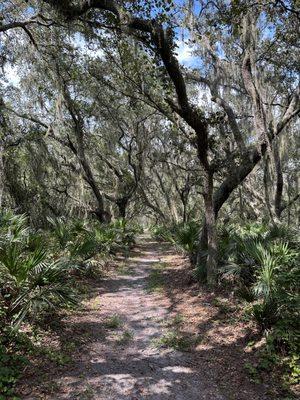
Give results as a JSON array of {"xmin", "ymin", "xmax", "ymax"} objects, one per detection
[
  {"xmin": 1, "ymin": 0, "xmax": 202, "ymax": 86},
  {"xmin": 3, "ymin": 36, "xmax": 197, "ymax": 87},
  {"xmin": 176, "ymin": 40, "xmax": 197, "ymax": 67}
]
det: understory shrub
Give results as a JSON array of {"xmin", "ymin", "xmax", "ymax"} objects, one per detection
[
  {"xmin": 48, "ymin": 216, "xmax": 139, "ymax": 261},
  {"xmin": 153, "ymin": 220, "xmax": 299, "ymax": 385},
  {"xmin": 151, "ymin": 221, "xmax": 200, "ymax": 263},
  {"xmin": 220, "ymin": 222, "xmax": 299, "ymax": 384},
  {"xmin": 0, "ymin": 213, "xmax": 140, "ymax": 328},
  {"xmin": 0, "ymin": 212, "xmax": 78, "ymax": 328},
  {"xmin": 0, "ymin": 211, "xmax": 139, "ymax": 396}
]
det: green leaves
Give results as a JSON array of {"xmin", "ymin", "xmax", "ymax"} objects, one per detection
[
  {"xmin": 220, "ymin": 222, "xmax": 299, "ymax": 352},
  {"xmin": 151, "ymin": 221, "xmax": 199, "ymax": 264},
  {"xmin": 0, "ymin": 211, "xmax": 78, "ymax": 328},
  {"xmin": 0, "ymin": 342, "xmax": 27, "ymax": 398}
]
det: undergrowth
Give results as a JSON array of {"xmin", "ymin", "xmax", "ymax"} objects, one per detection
[
  {"xmin": 147, "ymin": 262, "xmax": 167, "ymax": 292},
  {"xmin": 153, "ymin": 314, "xmax": 202, "ymax": 352},
  {"xmin": 0, "ymin": 210, "xmax": 139, "ymax": 398},
  {"xmin": 151, "ymin": 221, "xmax": 300, "ymax": 393}
]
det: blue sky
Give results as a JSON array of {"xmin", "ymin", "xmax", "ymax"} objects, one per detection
[
  {"xmin": 176, "ymin": 40, "xmax": 198, "ymax": 67},
  {"xmin": 2, "ymin": 0, "xmax": 201, "ymax": 86}
]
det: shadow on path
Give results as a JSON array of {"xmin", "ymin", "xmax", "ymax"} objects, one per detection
[{"xmin": 21, "ymin": 235, "xmax": 271, "ymax": 400}]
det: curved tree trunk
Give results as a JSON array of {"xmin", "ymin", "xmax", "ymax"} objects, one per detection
[
  {"xmin": 196, "ymin": 149, "xmax": 267, "ymax": 281},
  {"xmin": 182, "ymin": 198, "xmax": 188, "ymax": 225},
  {"xmin": 56, "ymin": 71, "xmax": 109, "ymax": 224},
  {"xmin": 79, "ymin": 155, "xmax": 109, "ymax": 223},
  {"xmin": 263, "ymin": 156, "xmax": 276, "ymax": 225}
]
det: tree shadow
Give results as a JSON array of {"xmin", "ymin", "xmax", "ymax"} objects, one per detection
[{"xmin": 18, "ymin": 238, "xmax": 274, "ymax": 400}]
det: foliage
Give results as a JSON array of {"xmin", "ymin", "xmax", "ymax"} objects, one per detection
[
  {"xmin": 221, "ymin": 225, "xmax": 298, "ymax": 320},
  {"xmin": 171, "ymin": 222, "xmax": 199, "ymax": 257},
  {"xmin": 151, "ymin": 221, "xmax": 200, "ymax": 262},
  {"xmin": 221, "ymin": 222, "xmax": 299, "ymax": 381},
  {"xmin": 153, "ymin": 329, "xmax": 193, "ymax": 351},
  {"xmin": 0, "ymin": 210, "xmax": 138, "ymax": 395},
  {"xmin": 147, "ymin": 262, "xmax": 167, "ymax": 293},
  {"xmin": 47, "ymin": 217, "xmax": 74, "ymax": 249},
  {"xmin": 1, "ymin": 0, "xmax": 299, "ymax": 394},
  {"xmin": 0, "ymin": 328, "xmax": 30, "ymax": 399},
  {"xmin": 0, "ymin": 341, "xmax": 27, "ymax": 398},
  {"xmin": 116, "ymin": 330, "xmax": 134, "ymax": 345},
  {"xmin": 151, "ymin": 225, "xmax": 174, "ymax": 241},
  {"xmin": 152, "ymin": 321, "xmax": 202, "ymax": 352},
  {"xmin": 104, "ymin": 314, "xmax": 123, "ymax": 330},
  {"xmin": 153, "ymin": 221, "xmax": 299, "ymax": 367},
  {"xmin": 0, "ymin": 212, "xmax": 139, "ymax": 329},
  {"xmin": 0, "ymin": 212, "xmax": 77, "ymax": 328},
  {"xmin": 47, "ymin": 217, "xmax": 139, "ymax": 262}
]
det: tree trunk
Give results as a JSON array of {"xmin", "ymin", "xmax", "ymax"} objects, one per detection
[
  {"xmin": 273, "ymin": 139, "xmax": 284, "ymax": 219},
  {"xmin": 239, "ymin": 186, "xmax": 245, "ymax": 221},
  {"xmin": 69, "ymin": 139, "xmax": 108, "ymax": 223},
  {"xmin": 182, "ymin": 198, "xmax": 187, "ymax": 225},
  {"xmin": 80, "ymin": 157, "xmax": 107, "ymax": 223},
  {"xmin": 116, "ymin": 198, "xmax": 128, "ymax": 219},
  {"xmin": 203, "ymin": 171, "xmax": 218, "ymax": 285},
  {"xmin": 60, "ymin": 79, "xmax": 108, "ymax": 223},
  {"xmin": 0, "ymin": 144, "xmax": 4, "ymax": 208},
  {"xmin": 263, "ymin": 156, "xmax": 276, "ymax": 225},
  {"xmin": 196, "ymin": 171, "xmax": 218, "ymax": 284},
  {"xmin": 155, "ymin": 171, "xmax": 178, "ymax": 222}
]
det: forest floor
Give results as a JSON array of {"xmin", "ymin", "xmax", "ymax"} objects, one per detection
[{"xmin": 17, "ymin": 235, "xmax": 283, "ymax": 399}]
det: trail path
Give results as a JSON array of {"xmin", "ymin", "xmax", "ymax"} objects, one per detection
[
  {"xmin": 22, "ymin": 235, "xmax": 270, "ymax": 399},
  {"xmin": 59, "ymin": 235, "xmax": 224, "ymax": 399}
]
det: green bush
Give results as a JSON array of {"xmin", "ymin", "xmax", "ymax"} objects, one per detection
[
  {"xmin": 151, "ymin": 225, "xmax": 174, "ymax": 241},
  {"xmin": 221, "ymin": 223, "xmax": 299, "ymax": 352},
  {"xmin": 0, "ymin": 213, "xmax": 78, "ymax": 328},
  {"xmin": 45, "ymin": 217, "xmax": 138, "ymax": 266},
  {"xmin": 0, "ymin": 340, "xmax": 27, "ymax": 398},
  {"xmin": 0, "ymin": 212, "xmax": 139, "ymax": 396},
  {"xmin": 151, "ymin": 221, "xmax": 200, "ymax": 263},
  {"xmin": 47, "ymin": 216, "xmax": 73, "ymax": 249}
]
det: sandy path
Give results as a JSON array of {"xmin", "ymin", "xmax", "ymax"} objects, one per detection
[{"xmin": 27, "ymin": 236, "xmax": 226, "ymax": 399}]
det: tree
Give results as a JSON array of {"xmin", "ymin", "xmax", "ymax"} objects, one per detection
[
  {"xmin": 1, "ymin": 0, "xmax": 299, "ymax": 284},
  {"xmin": 35, "ymin": 0, "xmax": 299, "ymax": 284}
]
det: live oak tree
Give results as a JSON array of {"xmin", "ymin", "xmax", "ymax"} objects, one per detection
[
  {"xmin": 1, "ymin": 24, "xmax": 155, "ymax": 222},
  {"xmin": 32, "ymin": 0, "xmax": 299, "ymax": 284},
  {"xmin": 1, "ymin": 0, "xmax": 299, "ymax": 284}
]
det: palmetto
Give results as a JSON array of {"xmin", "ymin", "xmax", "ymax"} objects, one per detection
[
  {"xmin": 0, "ymin": 213, "xmax": 76, "ymax": 327},
  {"xmin": 222, "ymin": 223, "xmax": 299, "ymax": 332}
]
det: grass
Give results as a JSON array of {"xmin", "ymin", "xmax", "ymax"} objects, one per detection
[
  {"xmin": 116, "ymin": 330, "xmax": 134, "ymax": 345},
  {"xmin": 117, "ymin": 262, "xmax": 135, "ymax": 275},
  {"xmin": 41, "ymin": 348, "xmax": 72, "ymax": 366},
  {"xmin": 244, "ymin": 362, "xmax": 262, "ymax": 384},
  {"xmin": 211, "ymin": 297, "xmax": 235, "ymax": 314},
  {"xmin": 152, "ymin": 329, "xmax": 202, "ymax": 352},
  {"xmin": 152, "ymin": 312, "xmax": 202, "ymax": 351},
  {"xmin": 104, "ymin": 314, "xmax": 123, "ymax": 329},
  {"xmin": 40, "ymin": 381, "xmax": 62, "ymax": 394},
  {"xmin": 147, "ymin": 262, "xmax": 168, "ymax": 293},
  {"xmin": 163, "ymin": 313, "xmax": 185, "ymax": 327},
  {"xmin": 80, "ymin": 385, "xmax": 95, "ymax": 399},
  {"xmin": 89, "ymin": 296, "xmax": 101, "ymax": 310}
]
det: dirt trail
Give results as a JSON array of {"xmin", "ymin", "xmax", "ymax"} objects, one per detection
[{"xmin": 21, "ymin": 235, "xmax": 269, "ymax": 399}]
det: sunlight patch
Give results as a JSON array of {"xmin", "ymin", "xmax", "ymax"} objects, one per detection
[{"xmin": 162, "ymin": 366, "xmax": 193, "ymax": 373}]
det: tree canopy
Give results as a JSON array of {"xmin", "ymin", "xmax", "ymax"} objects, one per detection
[
  {"xmin": 0, "ymin": 1, "xmax": 299, "ymax": 397},
  {"xmin": 1, "ymin": 0, "xmax": 299, "ymax": 283}
]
